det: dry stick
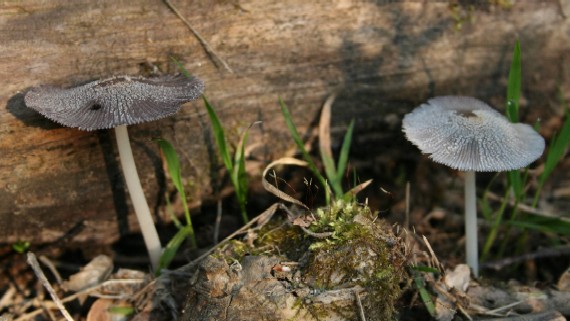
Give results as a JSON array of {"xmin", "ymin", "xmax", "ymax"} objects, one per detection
[
  {"xmin": 299, "ymin": 226, "xmax": 333, "ymax": 238},
  {"xmin": 14, "ymin": 279, "xmax": 145, "ymax": 321},
  {"xmin": 163, "ymin": 0, "xmax": 234, "ymax": 73},
  {"xmin": 26, "ymin": 253, "xmax": 74, "ymax": 321},
  {"xmin": 481, "ymin": 245, "xmax": 570, "ymax": 270},
  {"xmin": 354, "ymin": 290, "xmax": 366, "ymax": 321},
  {"xmin": 38, "ymin": 256, "xmax": 63, "ymax": 285},
  {"xmin": 422, "ymin": 235, "xmax": 444, "ymax": 273},
  {"xmin": 0, "ymin": 285, "xmax": 16, "ymax": 309}
]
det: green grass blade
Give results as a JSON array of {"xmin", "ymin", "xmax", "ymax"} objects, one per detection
[
  {"xmin": 279, "ymin": 97, "xmax": 330, "ymax": 204},
  {"xmin": 156, "ymin": 139, "xmax": 193, "ymax": 229},
  {"xmin": 508, "ymin": 170, "xmax": 523, "ymax": 199},
  {"xmin": 481, "ymin": 188, "xmax": 509, "ymax": 261},
  {"xmin": 171, "ymin": 57, "xmax": 193, "ymax": 78},
  {"xmin": 413, "ymin": 272, "xmax": 436, "ymax": 317},
  {"xmin": 108, "ymin": 306, "xmax": 135, "ymax": 316},
  {"xmin": 158, "ymin": 225, "xmax": 194, "ymax": 274},
  {"xmin": 508, "ymin": 214, "xmax": 570, "ymax": 236},
  {"xmin": 411, "ymin": 265, "xmax": 440, "ymax": 274},
  {"xmin": 156, "ymin": 139, "xmax": 197, "ymax": 251},
  {"xmin": 203, "ymin": 96, "xmax": 233, "ymax": 172},
  {"xmin": 506, "ymin": 40, "xmax": 521, "ymax": 122},
  {"xmin": 233, "ymin": 126, "xmax": 251, "ymax": 223},
  {"xmin": 163, "ymin": 192, "xmax": 182, "ymax": 229},
  {"xmin": 156, "ymin": 139, "xmax": 184, "ymax": 193},
  {"xmin": 336, "ymin": 119, "xmax": 355, "ymax": 185},
  {"xmin": 321, "ymin": 154, "xmax": 340, "ymax": 196}
]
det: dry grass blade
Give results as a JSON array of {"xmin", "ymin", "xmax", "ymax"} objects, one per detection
[
  {"xmin": 422, "ymin": 236, "xmax": 444, "ymax": 273},
  {"xmin": 344, "ymin": 179, "xmax": 373, "ymax": 198},
  {"xmin": 318, "ymin": 94, "xmax": 336, "ymax": 165},
  {"xmin": 262, "ymin": 157, "xmax": 309, "ymax": 209}
]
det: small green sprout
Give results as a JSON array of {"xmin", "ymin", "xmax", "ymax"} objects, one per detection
[
  {"xmin": 203, "ymin": 96, "xmax": 251, "ymax": 224},
  {"xmin": 12, "ymin": 241, "xmax": 30, "ymax": 254},
  {"xmin": 156, "ymin": 138, "xmax": 197, "ymax": 273}
]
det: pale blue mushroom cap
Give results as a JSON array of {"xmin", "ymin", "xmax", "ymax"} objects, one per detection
[{"xmin": 402, "ymin": 96, "xmax": 545, "ymax": 172}]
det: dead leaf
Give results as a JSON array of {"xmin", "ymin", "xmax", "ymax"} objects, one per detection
[
  {"xmin": 262, "ymin": 157, "xmax": 309, "ymax": 209},
  {"xmin": 63, "ymin": 255, "xmax": 113, "ymax": 292},
  {"xmin": 444, "ymin": 264, "xmax": 471, "ymax": 292}
]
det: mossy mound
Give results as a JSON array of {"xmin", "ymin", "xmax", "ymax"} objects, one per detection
[
  {"xmin": 300, "ymin": 200, "xmax": 407, "ymax": 320},
  {"xmin": 186, "ymin": 200, "xmax": 409, "ymax": 321}
]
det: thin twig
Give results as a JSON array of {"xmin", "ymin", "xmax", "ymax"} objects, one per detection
[
  {"xmin": 38, "ymin": 256, "xmax": 63, "ymax": 285},
  {"xmin": 354, "ymin": 290, "xmax": 366, "ymax": 321},
  {"xmin": 481, "ymin": 245, "xmax": 570, "ymax": 270},
  {"xmin": 299, "ymin": 226, "xmax": 333, "ymax": 238},
  {"xmin": 26, "ymin": 253, "xmax": 74, "ymax": 321},
  {"xmin": 13, "ymin": 278, "xmax": 145, "ymax": 321},
  {"xmin": 163, "ymin": 0, "xmax": 234, "ymax": 73},
  {"xmin": 422, "ymin": 235, "xmax": 444, "ymax": 273}
]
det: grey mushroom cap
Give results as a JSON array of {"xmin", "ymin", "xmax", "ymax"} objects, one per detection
[
  {"xmin": 24, "ymin": 74, "xmax": 204, "ymax": 131},
  {"xmin": 402, "ymin": 96, "xmax": 545, "ymax": 172}
]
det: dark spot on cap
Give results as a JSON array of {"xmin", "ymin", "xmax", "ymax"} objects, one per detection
[{"xmin": 456, "ymin": 110, "xmax": 477, "ymax": 118}]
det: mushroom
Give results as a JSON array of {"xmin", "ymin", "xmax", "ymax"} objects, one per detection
[
  {"xmin": 402, "ymin": 96, "xmax": 544, "ymax": 277},
  {"xmin": 24, "ymin": 74, "xmax": 204, "ymax": 271}
]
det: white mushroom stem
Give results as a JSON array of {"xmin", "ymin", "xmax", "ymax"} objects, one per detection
[
  {"xmin": 464, "ymin": 170, "xmax": 479, "ymax": 277},
  {"xmin": 114, "ymin": 124, "xmax": 162, "ymax": 272}
]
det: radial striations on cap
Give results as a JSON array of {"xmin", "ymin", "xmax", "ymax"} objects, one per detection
[
  {"xmin": 24, "ymin": 75, "xmax": 205, "ymax": 131},
  {"xmin": 402, "ymin": 96, "xmax": 545, "ymax": 172}
]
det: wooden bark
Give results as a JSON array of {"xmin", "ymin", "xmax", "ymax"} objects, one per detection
[{"xmin": 1, "ymin": 1, "xmax": 570, "ymax": 245}]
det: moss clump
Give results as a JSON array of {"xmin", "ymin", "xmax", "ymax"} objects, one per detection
[
  {"xmin": 302, "ymin": 200, "xmax": 406, "ymax": 320},
  {"xmin": 214, "ymin": 200, "xmax": 407, "ymax": 320}
]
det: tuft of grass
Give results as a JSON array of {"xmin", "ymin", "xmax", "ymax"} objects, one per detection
[
  {"xmin": 174, "ymin": 58, "xmax": 251, "ymax": 224},
  {"xmin": 321, "ymin": 121, "xmax": 355, "ymax": 200},
  {"xmin": 481, "ymin": 40, "xmax": 570, "ymax": 261},
  {"xmin": 279, "ymin": 97, "xmax": 331, "ymax": 204},
  {"xmin": 481, "ymin": 40, "xmax": 524, "ymax": 260},
  {"xmin": 279, "ymin": 97, "xmax": 356, "ymax": 205},
  {"xmin": 203, "ymin": 96, "xmax": 251, "ymax": 224},
  {"xmin": 156, "ymin": 138, "xmax": 197, "ymax": 273}
]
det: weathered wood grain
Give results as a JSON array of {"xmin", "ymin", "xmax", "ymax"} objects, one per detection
[{"xmin": 1, "ymin": 0, "xmax": 569, "ymax": 245}]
